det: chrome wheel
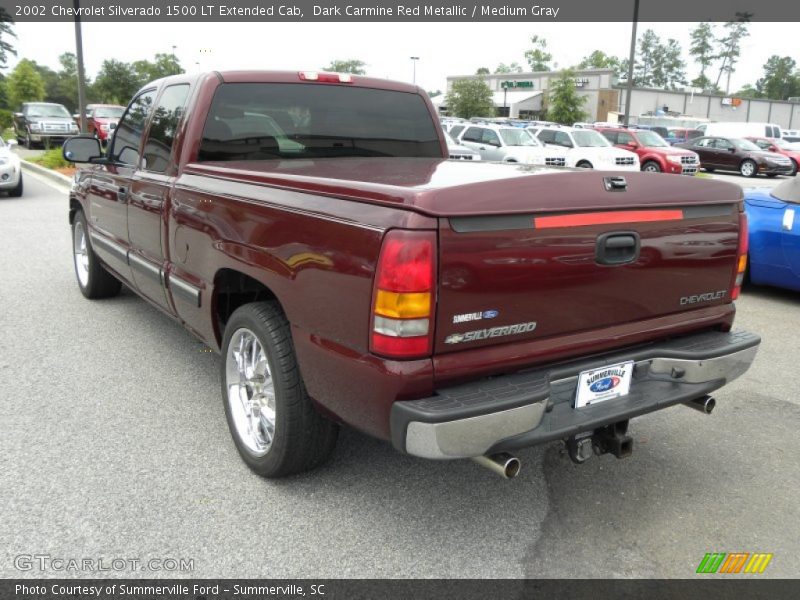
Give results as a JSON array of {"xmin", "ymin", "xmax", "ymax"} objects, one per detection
[
  {"xmin": 740, "ymin": 160, "xmax": 756, "ymax": 177},
  {"xmin": 73, "ymin": 220, "xmax": 90, "ymax": 287},
  {"xmin": 225, "ymin": 328, "xmax": 276, "ymax": 457}
]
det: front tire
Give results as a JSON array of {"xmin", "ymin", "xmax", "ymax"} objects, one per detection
[
  {"xmin": 642, "ymin": 161, "xmax": 662, "ymax": 173},
  {"xmin": 740, "ymin": 159, "xmax": 758, "ymax": 178},
  {"xmin": 576, "ymin": 160, "xmax": 593, "ymax": 169},
  {"xmin": 71, "ymin": 210, "xmax": 122, "ymax": 299},
  {"xmin": 8, "ymin": 174, "xmax": 23, "ymax": 197},
  {"xmin": 221, "ymin": 301, "xmax": 339, "ymax": 478}
]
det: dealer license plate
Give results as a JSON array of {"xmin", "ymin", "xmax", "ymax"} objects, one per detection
[{"xmin": 575, "ymin": 361, "xmax": 634, "ymax": 408}]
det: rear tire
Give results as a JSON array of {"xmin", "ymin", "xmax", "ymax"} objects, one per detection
[
  {"xmin": 740, "ymin": 159, "xmax": 758, "ymax": 178},
  {"xmin": 221, "ymin": 301, "xmax": 339, "ymax": 478},
  {"xmin": 790, "ymin": 159, "xmax": 798, "ymax": 177},
  {"xmin": 576, "ymin": 160, "xmax": 593, "ymax": 169},
  {"xmin": 642, "ymin": 161, "xmax": 662, "ymax": 173},
  {"xmin": 704, "ymin": 167, "xmax": 715, "ymax": 173},
  {"xmin": 71, "ymin": 210, "xmax": 122, "ymax": 299}
]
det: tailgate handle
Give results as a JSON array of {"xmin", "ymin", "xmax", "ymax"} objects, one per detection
[{"xmin": 596, "ymin": 232, "xmax": 640, "ymax": 265}]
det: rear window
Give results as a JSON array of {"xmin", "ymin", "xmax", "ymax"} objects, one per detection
[{"xmin": 198, "ymin": 82, "xmax": 441, "ymax": 161}]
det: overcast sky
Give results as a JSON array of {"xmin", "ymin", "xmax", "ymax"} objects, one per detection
[{"xmin": 8, "ymin": 21, "xmax": 799, "ymax": 95}]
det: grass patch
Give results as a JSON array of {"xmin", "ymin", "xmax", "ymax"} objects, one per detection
[
  {"xmin": 28, "ymin": 148, "xmax": 74, "ymax": 170},
  {"xmin": 695, "ymin": 171, "xmax": 712, "ymax": 178}
]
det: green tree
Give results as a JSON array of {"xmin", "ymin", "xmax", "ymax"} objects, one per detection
[
  {"xmin": 651, "ymin": 39, "xmax": 687, "ymax": 90},
  {"xmin": 545, "ymin": 69, "xmax": 587, "ymax": 125},
  {"xmin": 734, "ymin": 84, "xmax": 761, "ymax": 99},
  {"xmin": 322, "ymin": 59, "xmax": 366, "ymax": 75},
  {"xmin": 0, "ymin": 7, "xmax": 16, "ymax": 70},
  {"xmin": 578, "ymin": 50, "xmax": 616, "ymax": 70},
  {"xmin": 445, "ymin": 78, "xmax": 494, "ymax": 119},
  {"xmin": 476, "ymin": 67, "xmax": 490, "ymax": 75},
  {"xmin": 132, "ymin": 53, "xmax": 183, "ymax": 84},
  {"xmin": 91, "ymin": 59, "xmax": 140, "ymax": 105},
  {"xmin": 633, "ymin": 29, "xmax": 661, "ymax": 87},
  {"xmin": 494, "ymin": 62, "xmax": 523, "ymax": 74},
  {"xmin": 7, "ymin": 59, "xmax": 45, "ymax": 108},
  {"xmin": 0, "ymin": 73, "xmax": 8, "ymax": 109},
  {"xmin": 714, "ymin": 19, "xmax": 750, "ymax": 93},
  {"xmin": 689, "ymin": 23, "xmax": 716, "ymax": 91},
  {"xmin": 524, "ymin": 35, "xmax": 551, "ymax": 72},
  {"xmin": 755, "ymin": 56, "xmax": 800, "ymax": 100}
]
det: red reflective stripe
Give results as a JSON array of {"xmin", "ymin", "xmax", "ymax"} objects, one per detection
[{"xmin": 535, "ymin": 210, "xmax": 684, "ymax": 229}]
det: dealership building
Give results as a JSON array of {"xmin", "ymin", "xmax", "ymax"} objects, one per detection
[{"xmin": 438, "ymin": 68, "xmax": 800, "ymax": 129}]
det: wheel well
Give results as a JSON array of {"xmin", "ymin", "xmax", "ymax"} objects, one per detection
[
  {"xmin": 576, "ymin": 160, "xmax": 593, "ymax": 168},
  {"xmin": 213, "ymin": 269, "xmax": 280, "ymax": 342}
]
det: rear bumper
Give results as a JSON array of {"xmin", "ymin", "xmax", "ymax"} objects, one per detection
[{"xmin": 390, "ymin": 330, "xmax": 760, "ymax": 459}]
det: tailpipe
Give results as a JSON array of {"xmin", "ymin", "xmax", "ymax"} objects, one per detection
[
  {"xmin": 684, "ymin": 395, "xmax": 716, "ymax": 414},
  {"xmin": 471, "ymin": 453, "xmax": 521, "ymax": 479}
]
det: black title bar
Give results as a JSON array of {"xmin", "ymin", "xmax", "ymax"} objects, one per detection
[{"xmin": 1, "ymin": 0, "xmax": 797, "ymax": 22}]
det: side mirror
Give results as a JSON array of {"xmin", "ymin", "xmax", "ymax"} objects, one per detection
[
  {"xmin": 628, "ymin": 142, "xmax": 639, "ymax": 149},
  {"xmin": 729, "ymin": 147, "xmax": 736, "ymax": 153},
  {"xmin": 14, "ymin": 112, "xmax": 22, "ymax": 118},
  {"xmin": 63, "ymin": 136, "xmax": 103, "ymax": 163}
]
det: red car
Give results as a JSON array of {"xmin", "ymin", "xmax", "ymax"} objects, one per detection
[
  {"xmin": 596, "ymin": 127, "xmax": 700, "ymax": 175},
  {"xmin": 746, "ymin": 137, "xmax": 799, "ymax": 176},
  {"xmin": 86, "ymin": 104, "xmax": 125, "ymax": 143}
]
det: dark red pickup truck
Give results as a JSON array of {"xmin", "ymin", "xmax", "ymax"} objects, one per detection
[{"xmin": 64, "ymin": 71, "xmax": 760, "ymax": 479}]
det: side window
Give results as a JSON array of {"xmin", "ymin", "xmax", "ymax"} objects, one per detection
[
  {"xmin": 143, "ymin": 84, "xmax": 190, "ymax": 173},
  {"xmin": 538, "ymin": 129, "xmax": 555, "ymax": 144},
  {"xmin": 601, "ymin": 131, "xmax": 618, "ymax": 144},
  {"xmin": 715, "ymin": 139, "xmax": 734, "ymax": 150},
  {"xmin": 483, "ymin": 129, "xmax": 501, "ymax": 146},
  {"xmin": 754, "ymin": 139, "xmax": 770, "ymax": 150},
  {"xmin": 450, "ymin": 125, "xmax": 465, "ymax": 138},
  {"xmin": 554, "ymin": 131, "xmax": 572, "ymax": 147},
  {"xmin": 110, "ymin": 90, "xmax": 156, "ymax": 166},
  {"xmin": 617, "ymin": 132, "xmax": 634, "ymax": 145},
  {"xmin": 695, "ymin": 138, "xmax": 711, "ymax": 148},
  {"xmin": 462, "ymin": 127, "xmax": 483, "ymax": 143}
]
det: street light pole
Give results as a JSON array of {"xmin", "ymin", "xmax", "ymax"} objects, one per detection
[
  {"xmin": 623, "ymin": 0, "xmax": 639, "ymax": 127},
  {"xmin": 73, "ymin": 0, "xmax": 88, "ymax": 133},
  {"xmin": 410, "ymin": 56, "xmax": 419, "ymax": 85}
]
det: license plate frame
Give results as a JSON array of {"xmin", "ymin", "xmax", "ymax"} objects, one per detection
[{"xmin": 575, "ymin": 361, "xmax": 634, "ymax": 409}]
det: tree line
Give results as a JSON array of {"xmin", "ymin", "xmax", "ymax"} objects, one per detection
[{"xmin": 1, "ymin": 53, "xmax": 183, "ymax": 114}]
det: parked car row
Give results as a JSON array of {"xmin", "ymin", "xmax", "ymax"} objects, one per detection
[{"xmin": 12, "ymin": 101, "xmax": 125, "ymax": 149}]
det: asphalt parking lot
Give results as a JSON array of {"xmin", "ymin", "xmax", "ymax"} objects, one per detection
[{"xmin": 1, "ymin": 169, "xmax": 798, "ymax": 579}]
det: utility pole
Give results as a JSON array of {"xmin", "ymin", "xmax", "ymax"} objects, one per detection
[
  {"xmin": 410, "ymin": 56, "xmax": 419, "ymax": 85},
  {"xmin": 623, "ymin": 0, "xmax": 639, "ymax": 126},
  {"xmin": 73, "ymin": 0, "xmax": 88, "ymax": 133}
]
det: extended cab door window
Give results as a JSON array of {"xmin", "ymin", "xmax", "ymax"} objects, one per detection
[
  {"xmin": 109, "ymin": 90, "xmax": 157, "ymax": 167},
  {"xmin": 143, "ymin": 84, "xmax": 190, "ymax": 173}
]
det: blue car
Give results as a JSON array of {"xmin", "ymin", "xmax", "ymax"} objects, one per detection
[{"xmin": 745, "ymin": 178, "xmax": 800, "ymax": 291}]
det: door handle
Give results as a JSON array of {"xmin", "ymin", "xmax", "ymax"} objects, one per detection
[
  {"xmin": 117, "ymin": 186, "xmax": 128, "ymax": 203},
  {"xmin": 596, "ymin": 232, "xmax": 640, "ymax": 265}
]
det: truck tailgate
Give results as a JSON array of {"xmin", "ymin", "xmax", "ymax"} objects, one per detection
[{"xmin": 435, "ymin": 202, "xmax": 740, "ymax": 354}]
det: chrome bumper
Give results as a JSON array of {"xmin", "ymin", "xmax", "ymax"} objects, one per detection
[{"xmin": 392, "ymin": 330, "xmax": 760, "ymax": 460}]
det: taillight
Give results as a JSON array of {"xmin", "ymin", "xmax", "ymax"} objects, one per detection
[
  {"xmin": 731, "ymin": 211, "xmax": 748, "ymax": 300},
  {"xmin": 370, "ymin": 230, "xmax": 436, "ymax": 359}
]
